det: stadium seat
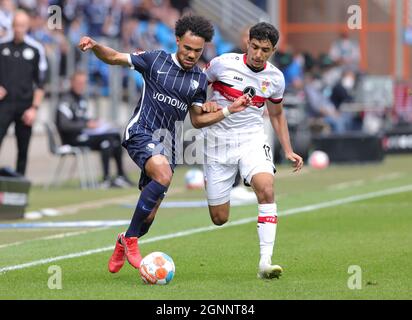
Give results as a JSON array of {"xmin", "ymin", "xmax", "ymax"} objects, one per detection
[{"xmin": 44, "ymin": 123, "xmax": 97, "ymax": 189}]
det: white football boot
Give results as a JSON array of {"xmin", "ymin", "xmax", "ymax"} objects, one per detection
[{"xmin": 257, "ymin": 256, "xmax": 283, "ymax": 279}]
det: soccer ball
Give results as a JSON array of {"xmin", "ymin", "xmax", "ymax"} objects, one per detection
[
  {"xmin": 308, "ymin": 150, "xmax": 330, "ymax": 169},
  {"xmin": 184, "ymin": 168, "xmax": 204, "ymax": 190},
  {"xmin": 139, "ymin": 252, "xmax": 175, "ymax": 285}
]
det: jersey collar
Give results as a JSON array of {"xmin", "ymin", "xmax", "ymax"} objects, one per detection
[
  {"xmin": 243, "ymin": 54, "xmax": 267, "ymax": 72},
  {"xmin": 171, "ymin": 53, "xmax": 184, "ymax": 69}
]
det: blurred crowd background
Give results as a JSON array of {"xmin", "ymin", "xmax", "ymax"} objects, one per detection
[{"xmin": 1, "ymin": 0, "xmax": 412, "ymax": 185}]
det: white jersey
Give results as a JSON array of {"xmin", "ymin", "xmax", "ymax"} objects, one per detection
[{"xmin": 204, "ymin": 53, "xmax": 285, "ymax": 135}]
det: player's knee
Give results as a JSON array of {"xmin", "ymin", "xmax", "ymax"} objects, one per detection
[
  {"xmin": 151, "ymin": 169, "xmax": 173, "ymax": 186},
  {"xmin": 255, "ymin": 184, "xmax": 274, "ymax": 203},
  {"xmin": 211, "ymin": 215, "xmax": 228, "ymax": 226},
  {"xmin": 210, "ymin": 208, "xmax": 229, "ymax": 226}
]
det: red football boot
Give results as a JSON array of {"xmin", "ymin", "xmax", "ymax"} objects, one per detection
[
  {"xmin": 120, "ymin": 234, "xmax": 142, "ymax": 269},
  {"xmin": 108, "ymin": 233, "xmax": 126, "ymax": 273}
]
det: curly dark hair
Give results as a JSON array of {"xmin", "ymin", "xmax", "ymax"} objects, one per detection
[
  {"xmin": 249, "ymin": 22, "xmax": 279, "ymax": 47},
  {"xmin": 175, "ymin": 15, "xmax": 214, "ymax": 42}
]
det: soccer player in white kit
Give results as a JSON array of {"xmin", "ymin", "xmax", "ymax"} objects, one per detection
[{"xmin": 203, "ymin": 22, "xmax": 304, "ymax": 279}]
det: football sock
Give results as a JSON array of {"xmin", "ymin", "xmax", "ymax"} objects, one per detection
[
  {"xmin": 137, "ymin": 219, "xmax": 154, "ymax": 238},
  {"xmin": 257, "ymin": 203, "xmax": 278, "ymax": 266},
  {"xmin": 125, "ymin": 180, "xmax": 168, "ymax": 238}
]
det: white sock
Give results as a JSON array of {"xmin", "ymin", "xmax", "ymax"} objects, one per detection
[{"xmin": 257, "ymin": 203, "xmax": 278, "ymax": 267}]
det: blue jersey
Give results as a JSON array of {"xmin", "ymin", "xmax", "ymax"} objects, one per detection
[{"xmin": 124, "ymin": 50, "xmax": 208, "ymax": 142}]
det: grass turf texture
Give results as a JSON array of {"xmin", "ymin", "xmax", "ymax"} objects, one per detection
[{"xmin": 0, "ymin": 155, "xmax": 411, "ymax": 299}]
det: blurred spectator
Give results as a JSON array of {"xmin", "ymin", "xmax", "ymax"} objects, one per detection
[
  {"xmin": 330, "ymin": 69, "xmax": 356, "ymax": 108},
  {"xmin": 318, "ymin": 53, "xmax": 342, "ymax": 90},
  {"xmin": 232, "ymin": 25, "xmax": 250, "ymax": 54},
  {"xmin": 84, "ymin": 0, "xmax": 112, "ymax": 38},
  {"xmin": 0, "ymin": 10, "xmax": 47, "ymax": 175},
  {"xmin": 302, "ymin": 52, "xmax": 316, "ymax": 73},
  {"xmin": 149, "ymin": 0, "xmax": 180, "ymax": 30},
  {"xmin": 304, "ymin": 72, "xmax": 350, "ymax": 134},
  {"xmin": 0, "ymin": 0, "xmax": 15, "ymax": 40},
  {"xmin": 34, "ymin": 0, "xmax": 49, "ymax": 19},
  {"xmin": 55, "ymin": 71, "xmax": 133, "ymax": 188},
  {"xmin": 250, "ymin": 0, "xmax": 267, "ymax": 10},
  {"xmin": 329, "ymin": 29, "xmax": 360, "ymax": 72},
  {"xmin": 30, "ymin": 13, "xmax": 70, "ymax": 78},
  {"xmin": 213, "ymin": 27, "xmax": 235, "ymax": 56},
  {"xmin": 276, "ymin": 47, "xmax": 304, "ymax": 93},
  {"xmin": 67, "ymin": 16, "xmax": 87, "ymax": 46},
  {"xmin": 102, "ymin": 0, "xmax": 124, "ymax": 39},
  {"xmin": 133, "ymin": 18, "xmax": 175, "ymax": 52},
  {"xmin": 18, "ymin": 0, "xmax": 36, "ymax": 12},
  {"xmin": 330, "ymin": 69, "xmax": 363, "ymax": 131},
  {"xmin": 1, "ymin": 1, "xmax": 237, "ymax": 107},
  {"xmin": 170, "ymin": 0, "xmax": 189, "ymax": 13}
]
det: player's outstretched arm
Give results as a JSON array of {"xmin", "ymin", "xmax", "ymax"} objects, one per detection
[
  {"xmin": 267, "ymin": 101, "xmax": 304, "ymax": 172},
  {"xmin": 189, "ymin": 95, "xmax": 250, "ymax": 129},
  {"xmin": 78, "ymin": 36, "xmax": 129, "ymax": 67}
]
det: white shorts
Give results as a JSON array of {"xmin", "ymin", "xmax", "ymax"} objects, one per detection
[{"xmin": 203, "ymin": 132, "xmax": 276, "ymax": 206}]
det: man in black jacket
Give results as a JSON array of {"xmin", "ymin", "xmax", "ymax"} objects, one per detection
[
  {"xmin": 0, "ymin": 10, "xmax": 47, "ymax": 175},
  {"xmin": 56, "ymin": 71, "xmax": 133, "ymax": 188}
]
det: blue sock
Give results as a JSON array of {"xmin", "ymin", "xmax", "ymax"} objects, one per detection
[
  {"xmin": 125, "ymin": 180, "xmax": 167, "ymax": 238},
  {"xmin": 137, "ymin": 219, "xmax": 154, "ymax": 238}
]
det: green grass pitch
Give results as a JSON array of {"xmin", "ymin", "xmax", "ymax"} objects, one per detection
[{"xmin": 0, "ymin": 155, "xmax": 411, "ymax": 300}]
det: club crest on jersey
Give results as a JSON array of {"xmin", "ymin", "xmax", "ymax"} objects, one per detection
[
  {"xmin": 1, "ymin": 48, "xmax": 11, "ymax": 56},
  {"xmin": 146, "ymin": 143, "xmax": 155, "ymax": 151},
  {"xmin": 22, "ymin": 48, "xmax": 34, "ymax": 60},
  {"xmin": 190, "ymin": 79, "xmax": 199, "ymax": 90},
  {"xmin": 261, "ymin": 80, "xmax": 270, "ymax": 93}
]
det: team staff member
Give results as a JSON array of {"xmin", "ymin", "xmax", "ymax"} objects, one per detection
[
  {"xmin": 0, "ymin": 10, "xmax": 47, "ymax": 175},
  {"xmin": 56, "ymin": 71, "xmax": 133, "ymax": 188}
]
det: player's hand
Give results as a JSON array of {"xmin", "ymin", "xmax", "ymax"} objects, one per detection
[
  {"xmin": 78, "ymin": 36, "xmax": 97, "ymax": 52},
  {"xmin": 21, "ymin": 107, "xmax": 37, "ymax": 127},
  {"xmin": 285, "ymin": 152, "xmax": 304, "ymax": 172},
  {"xmin": 201, "ymin": 101, "xmax": 221, "ymax": 113},
  {"xmin": 0, "ymin": 86, "xmax": 7, "ymax": 100},
  {"xmin": 228, "ymin": 94, "xmax": 251, "ymax": 114}
]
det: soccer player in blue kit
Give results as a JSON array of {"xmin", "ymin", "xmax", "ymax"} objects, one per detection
[{"xmin": 78, "ymin": 15, "xmax": 250, "ymax": 273}]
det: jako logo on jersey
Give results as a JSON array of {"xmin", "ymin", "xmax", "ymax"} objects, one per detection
[
  {"xmin": 153, "ymin": 92, "xmax": 188, "ymax": 112},
  {"xmin": 233, "ymin": 76, "xmax": 243, "ymax": 82}
]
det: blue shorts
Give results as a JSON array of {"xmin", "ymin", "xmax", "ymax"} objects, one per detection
[{"xmin": 122, "ymin": 133, "xmax": 176, "ymax": 190}]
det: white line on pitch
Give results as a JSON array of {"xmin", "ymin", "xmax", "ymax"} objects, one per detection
[
  {"xmin": 1, "ymin": 184, "xmax": 411, "ymax": 274},
  {"xmin": 0, "ymin": 228, "xmax": 109, "ymax": 250},
  {"xmin": 328, "ymin": 179, "xmax": 365, "ymax": 191}
]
